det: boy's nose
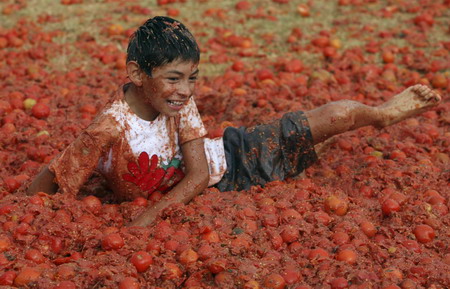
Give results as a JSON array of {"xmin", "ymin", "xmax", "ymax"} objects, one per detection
[{"xmin": 178, "ymin": 82, "xmax": 194, "ymax": 98}]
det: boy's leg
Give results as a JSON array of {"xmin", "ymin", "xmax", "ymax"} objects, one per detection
[{"xmin": 305, "ymin": 84, "xmax": 442, "ymax": 145}]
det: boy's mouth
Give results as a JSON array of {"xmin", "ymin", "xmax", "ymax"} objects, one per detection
[{"xmin": 167, "ymin": 100, "xmax": 184, "ymax": 106}]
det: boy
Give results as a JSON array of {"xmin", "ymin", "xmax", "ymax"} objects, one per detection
[{"xmin": 27, "ymin": 16, "xmax": 442, "ymax": 227}]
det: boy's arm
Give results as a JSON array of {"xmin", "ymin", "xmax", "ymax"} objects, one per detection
[
  {"xmin": 27, "ymin": 166, "xmax": 58, "ymax": 195},
  {"xmin": 129, "ymin": 137, "xmax": 209, "ymax": 227}
]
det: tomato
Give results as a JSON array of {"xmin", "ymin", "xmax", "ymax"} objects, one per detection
[
  {"xmin": 197, "ymin": 244, "xmax": 214, "ymax": 260},
  {"xmin": 280, "ymin": 225, "xmax": 299, "ymax": 243},
  {"xmin": 25, "ymin": 249, "xmax": 46, "ymax": 264},
  {"xmin": 281, "ymin": 268, "xmax": 301, "ymax": 284},
  {"xmin": 330, "ymin": 277, "xmax": 348, "ymax": 289},
  {"xmin": 53, "ymin": 281, "xmax": 77, "ymax": 289},
  {"xmin": 132, "ymin": 197, "xmax": 148, "ymax": 207},
  {"xmin": 336, "ymin": 249, "xmax": 357, "ymax": 265},
  {"xmin": 82, "ymin": 195, "xmax": 102, "ymax": 214},
  {"xmin": 360, "ymin": 221, "xmax": 377, "ymax": 237},
  {"xmin": 14, "ymin": 267, "xmax": 41, "ymax": 286},
  {"xmin": 382, "ymin": 199, "xmax": 401, "ymax": 216},
  {"xmin": 31, "ymin": 103, "xmax": 50, "ymax": 119},
  {"xmin": 102, "ymin": 233, "xmax": 125, "ymax": 250},
  {"xmin": 119, "ymin": 277, "xmax": 140, "ymax": 289},
  {"xmin": 201, "ymin": 230, "xmax": 220, "ymax": 243},
  {"xmin": 179, "ymin": 248, "xmax": 199, "ymax": 265},
  {"xmin": 163, "ymin": 263, "xmax": 182, "ymax": 280},
  {"xmin": 263, "ymin": 273, "xmax": 286, "ymax": 289},
  {"xmin": 0, "ymin": 271, "xmax": 16, "ymax": 286},
  {"xmin": 0, "ymin": 235, "xmax": 11, "ymax": 252},
  {"xmin": 130, "ymin": 251, "xmax": 153, "ymax": 273},
  {"xmin": 235, "ymin": 1, "xmax": 251, "ymax": 10},
  {"xmin": 308, "ymin": 248, "xmax": 329, "ymax": 261},
  {"xmin": 413, "ymin": 225, "xmax": 435, "ymax": 243},
  {"xmin": 208, "ymin": 258, "xmax": 227, "ymax": 274},
  {"xmin": 324, "ymin": 195, "xmax": 348, "ymax": 216},
  {"xmin": 332, "ymin": 231, "xmax": 350, "ymax": 245}
]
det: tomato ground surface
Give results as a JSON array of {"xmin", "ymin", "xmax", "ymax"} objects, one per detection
[{"xmin": 0, "ymin": 0, "xmax": 449, "ymax": 288}]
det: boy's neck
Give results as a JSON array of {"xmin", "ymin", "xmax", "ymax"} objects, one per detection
[{"xmin": 124, "ymin": 83, "xmax": 159, "ymax": 121}]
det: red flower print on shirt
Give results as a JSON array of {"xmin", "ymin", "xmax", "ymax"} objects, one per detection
[{"xmin": 122, "ymin": 152, "xmax": 185, "ymax": 196}]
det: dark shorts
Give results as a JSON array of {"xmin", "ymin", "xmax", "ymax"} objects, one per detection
[{"xmin": 214, "ymin": 111, "xmax": 317, "ymax": 192}]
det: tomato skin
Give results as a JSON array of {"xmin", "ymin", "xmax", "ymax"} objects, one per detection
[
  {"xmin": 360, "ymin": 221, "xmax": 377, "ymax": 237},
  {"xmin": 336, "ymin": 249, "xmax": 357, "ymax": 265},
  {"xmin": 119, "ymin": 277, "xmax": 140, "ymax": 289},
  {"xmin": 163, "ymin": 263, "xmax": 183, "ymax": 280},
  {"xmin": 264, "ymin": 273, "xmax": 286, "ymax": 289},
  {"xmin": 82, "ymin": 195, "xmax": 102, "ymax": 214},
  {"xmin": 330, "ymin": 277, "xmax": 348, "ymax": 289},
  {"xmin": 14, "ymin": 267, "xmax": 41, "ymax": 286},
  {"xmin": 130, "ymin": 251, "xmax": 153, "ymax": 273},
  {"xmin": 31, "ymin": 103, "xmax": 50, "ymax": 119},
  {"xmin": 25, "ymin": 249, "xmax": 46, "ymax": 264},
  {"xmin": 382, "ymin": 199, "xmax": 400, "ymax": 216},
  {"xmin": 413, "ymin": 225, "xmax": 435, "ymax": 243},
  {"xmin": 308, "ymin": 248, "xmax": 329, "ymax": 261},
  {"xmin": 102, "ymin": 233, "xmax": 125, "ymax": 250},
  {"xmin": 0, "ymin": 271, "xmax": 16, "ymax": 286},
  {"xmin": 53, "ymin": 281, "xmax": 77, "ymax": 289},
  {"xmin": 207, "ymin": 258, "xmax": 227, "ymax": 274}
]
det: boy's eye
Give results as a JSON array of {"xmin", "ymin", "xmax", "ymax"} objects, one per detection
[
  {"xmin": 189, "ymin": 77, "xmax": 198, "ymax": 82},
  {"xmin": 168, "ymin": 77, "xmax": 179, "ymax": 81}
]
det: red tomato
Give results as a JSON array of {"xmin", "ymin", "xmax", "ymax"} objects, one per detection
[
  {"xmin": 130, "ymin": 251, "xmax": 153, "ymax": 273},
  {"xmin": 82, "ymin": 195, "xmax": 102, "ymax": 214},
  {"xmin": 332, "ymin": 231, "xmax": 350, "ymax": 245},
  {"xmin": 179, "ymin": 248, "xmax": 198, "ymax": 265},
  {"xmin": 53, "ymin": 281, "xmax": 76, "ymax": 289},
  {"xmin": 25, "ymin": 249, "xmax": 46, "ymax": 264},
  {"xmin": 132, "ymin": 197, "xmax": 148, "ymax": 207},
  {"xmin": 263, "ymin": 273, "xmax": 286, "ymax": 289},
  {"xmin": 281, "ymin": 268, "xmax": 301, "ymax": 284},
  {"xmin": 308, "ymin": 248, "xmax": 329, "ymax": 261},
  {"xmin": 14, "ymin": 267, "xmax": 41, "ymax": 286},
  {"xmin": 102, "ymin": 233, "xmax": 125, "ymax": 250},
  {"xmin": 31, "ymin": 103, "xmax": 50, "ymax": 119},
  {"xmin": 413, "ymin": 225, "xmax": 435, "ymax": 243},
  {"xmin": 382, "ymin": 199, "xmax": 400, "ymax": 216},
  {"xmin": 163, "ymin": 263, "xmax": 182, "ymax": 280},
  {"xmin": 336, "ymin": 249, "xmax": 357, "ymax": 265},
  {"xmin": 208, "ymin": 258, "xmax": 227, "ymax": 274},
  {"xmin": 280, "ymin": 226, "xmax": 299, "ymax": 243},
  {"xmin": 119, "ymin": 277, "xmax": 140, "ymax": 289},
  {"xmin": 360, "ymin": 221, "xmax": 377, "ymax": 237},
  {"xmin": 0, "ymin": 271, "xmax": 16, "ymax": 286},
  {"xmin": 330, "ymin": 277, "xmax": 349, "ymax": 289},
  {"xmin": 324, "ymin": 195, "xmax": 348, "ymax": 216}
]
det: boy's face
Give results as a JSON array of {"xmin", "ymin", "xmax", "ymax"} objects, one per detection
[{"xmin": 141, "ymin": 59, "xmax": 199, "ymax": 119}]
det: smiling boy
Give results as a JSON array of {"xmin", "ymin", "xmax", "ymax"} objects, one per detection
[{"xmin": 27, "ymin": 16, "xmax": 442, "ymax": 227}]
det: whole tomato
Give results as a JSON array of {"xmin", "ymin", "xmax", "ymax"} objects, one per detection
[
  {"xmin": 31, "ymin": 103, "xmax": 50, "ymax": 119},
  {"xmin": 0, "ymin": 271, "xmax": 16, "ymax": 286},
  {"xmin": 413, "ymin": 225, "xmax": 435, "ymax": 243},
  {"xmin": 119, "ymin": 277, "xmax": 140, "ymax": 289},
  {"xmin": 102, "ymin": 233, "xmax": 125, "ymax": 250},
  {"xmin": 130, "ymin": 251, "xmax": 153, "ymax": 273}
]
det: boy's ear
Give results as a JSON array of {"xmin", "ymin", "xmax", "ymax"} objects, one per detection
[{"xmin": 126, "ymin": 61, "xmax": 144, "ymax": 86}]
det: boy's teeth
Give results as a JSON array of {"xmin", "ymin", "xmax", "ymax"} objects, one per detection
[{"xmin": 169, "ymin": 100, "xmax": 183, "ymax": 105}]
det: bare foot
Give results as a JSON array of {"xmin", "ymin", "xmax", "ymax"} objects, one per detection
[{"xmin": 376, "ymin": 84, "xmax": 441, "ymax": 128}]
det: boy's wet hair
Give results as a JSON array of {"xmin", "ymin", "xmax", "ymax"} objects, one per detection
[{"xmin": 127, "ymin": 16, "xmax": 200, "ymax": 77}]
